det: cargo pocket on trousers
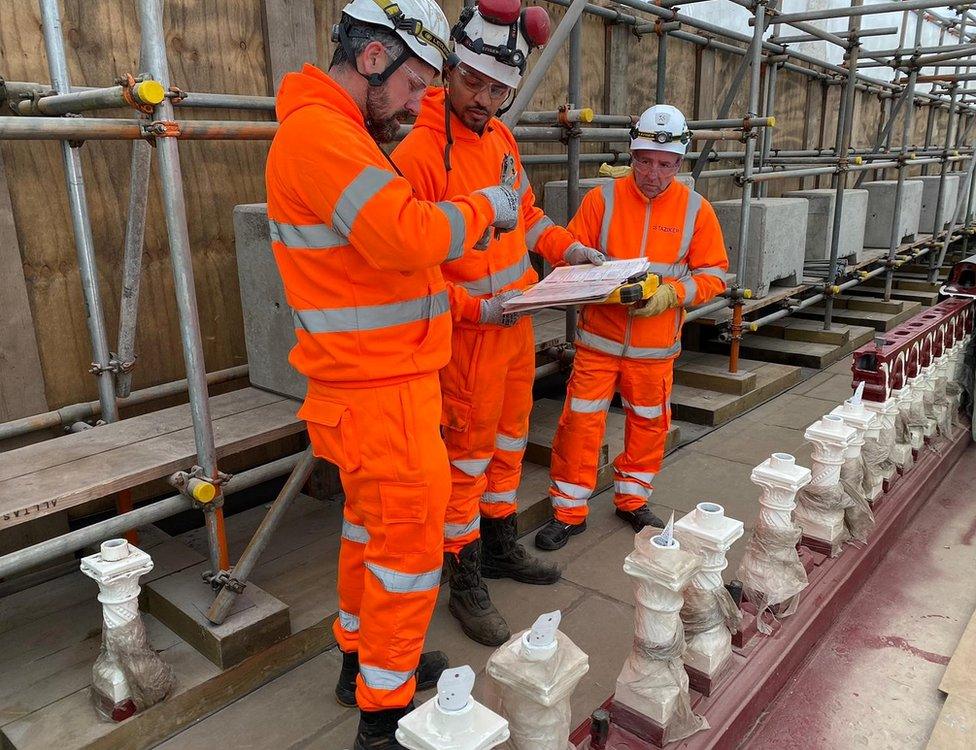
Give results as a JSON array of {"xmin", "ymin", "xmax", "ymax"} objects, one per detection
[
  {"xmin": 297, "ymin": 398, "xmax": 361, "ymax": 473},
  {"xmin": 380, "ymin": 481, "xmax": 430, "ymax": 555},
  {"xmin": 441, "ymin": 394, "xmax": 472, "ymax": 433}
]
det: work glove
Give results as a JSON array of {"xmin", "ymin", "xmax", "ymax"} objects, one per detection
[
  {"xmin": 563, "ymin": 242, "xmax": 607, "ymax": 266},
  {"xmin": 477, "ymin": 185, "xmax": 520, "ymax": 232},
  {"xmin": 479, "ymin": 289, "xmax": 523, "ymax": 327},
  {"xmin": 630, "ymin": 282, "xmax": 681, "ymax": 318}
]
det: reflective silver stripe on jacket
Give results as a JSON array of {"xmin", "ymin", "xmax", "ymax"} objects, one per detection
[
  {"xmin": 570, "ymin": 397, "xmax": 611, "ymax": 414},
  {"xmin": 525, "ymin": 216, "xmax": 555, "ymax": 253},
  {"xmin": 495, "ymin": 433, "xmax": 528, "ymax": 452},
  {"xmin": 647, "ymin": 261, "xmax": 689, "ymax": 278},
  {"xmin": 458, "ymin": 254, "xmax": 531, "ymax": 296},
  {"xmin": 359, "ymin": 664, "xmax": 414, "ymax": 691},
  {"xmin": 436, "ymin": 202, "xmax": 467, "ymax": 262},
  {"xmin": 365, "ymin": 562, "xmax": 441, "ymax": 593},
  {"xmin": 338, "ymin": 609, "xmax": 360, "ymax": 632},
  {"xmin": 293, "ymin": 290, "xmax": 449, "ymax": 334},
  {"xmin": 576, "ymin": 328, "xmax": 681, "ymax": 360},
  {"xmin": 342, "ymin": 520, "xmax": 370, "ymax": 544},
  {"xmin": 676, "ymin": 191, "xmax": 703, "ymax": 262},
  {"xmin": 679, "ymin": 275, "xmax": 698, "ymax": 305},
  {"xmin": 451, "ymin": 457, "xmax": 490, "ymax": 478},
  {"xmin": 598, "ymin": 181, "xmax": 615, "ymax": 253},
  {"xmin": 695, "ymin": 265, "xmax": 727, "ymax": 279},
  {"xmin": 445, "ymin": 516, "xmax": 480, "ymax": 539},
  {"xmin": 620, "ymin": 397, "xmax": 664, "ymax": 420},
  {"xmin": 483, "ymin": 489, "xmax": 518, "ymax": 504},
  {"xmin": 332, "ymin": 166, "xmax": 395, "ymax": 236},
  {"xmin": 269, "ymin": 220, "xmax": 347, "ymax": 250}
]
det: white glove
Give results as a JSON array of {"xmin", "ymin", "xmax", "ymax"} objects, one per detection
[
  {"xmin": 479, "ymin": 290, "xmax": 523, "ymax": 327},
  {"xmin": 564, "ymin": 242, "xmax": 607, "ymax": 266},
  {"xmin": 477, "ymin": 185, "xmax": 520, "ymax": 231}
]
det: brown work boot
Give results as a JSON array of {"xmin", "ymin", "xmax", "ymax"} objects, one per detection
[{"xmin": 445, "ymin": 540, "xmax": 511, "ymax": 646}]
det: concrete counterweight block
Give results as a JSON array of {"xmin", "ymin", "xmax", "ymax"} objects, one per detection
[
  {"xmin": 712, "ymin": 198, "xmax": 808, "ymax": 299},
  {"xmin": 542, "ymin": 174, "xmax": 696, "ymax": 228},
  {"xmin": 784, "ymin": 188, "xmax": 869, "ymax": 262},
  {"xmin": 862, "ymin": 180, "xmax": 923, "ymax": 248},
  {"xmin": 234, "ymin": 203, "xmax": 305, "ymax": 401},
  {"xmin": 910, "ymin": 174, "xmax": 960, "ymax": 234}
]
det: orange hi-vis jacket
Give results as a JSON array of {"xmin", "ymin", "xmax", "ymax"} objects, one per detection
[
  {"xmin": 568, "ymin": 174, "xmax": 729, "ymax": 360},
  {"xmin": 392, "ymin": 88, "xmax": 577, "ymax": 324},
  {"xmin": 266, "ymin": 65, "xmax": 496, "ymax": 385}
]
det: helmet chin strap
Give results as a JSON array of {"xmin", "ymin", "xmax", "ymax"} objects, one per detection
[{"xmin": 336, "ymin": 22, "xmax": 411, "ymax": 87}]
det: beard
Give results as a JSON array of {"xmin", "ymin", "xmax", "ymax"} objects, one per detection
[{"xmin": 365, "ymin": 85, "xmax": 409, "ymax": 143}]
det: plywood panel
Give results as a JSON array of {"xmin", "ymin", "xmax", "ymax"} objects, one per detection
[{"xmin": 0, "ymin": 1, "xmax": 270, "ymax": 410}]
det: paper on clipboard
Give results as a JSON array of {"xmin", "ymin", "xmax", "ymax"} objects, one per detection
[{"xmin": 502, "ymin": 258, "xmax": 651, "ymax": 313}]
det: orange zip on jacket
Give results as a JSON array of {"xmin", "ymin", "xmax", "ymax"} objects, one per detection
[
  {"xmin": 392, "ymin": 87, "xmax": 577, "ymax": 323},
  {"xmin": 266, "ymin": 65, "xmax": 496, "ymax": 387},
  {"xmin": 568, "ymin": 174, "xmax": 729, "ymax": 360}
]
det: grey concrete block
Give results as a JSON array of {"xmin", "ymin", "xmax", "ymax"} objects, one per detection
[
  {"xmin": 862, "ymin": 180, "xmax": 923, "ymax": 248},
  {"xmin": 712, "ymin": 198, "xmax": 808, "ymax": 298},
  {"xmin": 784, "ymin": 188, "xmax": 869, "ymax": 262},
  {"xmin": 543, "ymin": 174, "xmax": 696, "ymax": 227},
  {"xmin": 909, "ymin": 174, "xmax": 960, "ymax": 233},
  {"xmin": 234, "ymin": 204, "xmax": 306, "ymax": 402}
]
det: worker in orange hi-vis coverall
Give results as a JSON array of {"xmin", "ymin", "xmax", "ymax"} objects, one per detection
[
  {"xmin": 266, "ymin": 0, "xmax": 522, "ymax": 746},
  {"xmin": 535, "ymin": 104, "xmax": 730, "ymax": 553},
  {"xmin": 394, "ymin": 0, "xmax": 607, "ymax": 647}
]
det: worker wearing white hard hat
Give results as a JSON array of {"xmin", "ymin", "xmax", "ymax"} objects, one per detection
[
  {"xmin": 536, "ymin": 104, "xmax": 730, "ymax": 552},
  {"xmin": 394, "ymin": 0, "xmax": 606, "ymax": 649},
  {"xmin": 266, "ymin": 0, "xmax": 525, "ymax": 746}
]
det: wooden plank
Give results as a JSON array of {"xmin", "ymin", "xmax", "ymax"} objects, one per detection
[
  {"xmin": 0, "ymin": 388, "xmax": 284, "ymax": 484},
  {"xmin": 0, "ymin": 392, "xmax": 303, "ymax": 531},
  {"xmin": 261, "ymin": 0, "xmax": 317, "ymax": 95},
  {"xmin": 0, "ymin": 150, "xmax": 47, "ymax": 421},
  {"xmin": 926, "ymin": 694, "xmax": 976, "ymax": 750},
  {"xmin": 940, "ymin": 607, "xmax": 976, "ymax": 702},
  {"xmin": 145, "ymin": 563, "xmax": 291, "ymax": 669}
]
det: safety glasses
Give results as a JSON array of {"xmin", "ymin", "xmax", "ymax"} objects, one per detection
[
  {"xmin": 400, "ymin": 61, "xmax": 430, "ymax": 95},
  {"xmin": 454, "ymin": 64, "xmax": 512, "ymax": 100}
]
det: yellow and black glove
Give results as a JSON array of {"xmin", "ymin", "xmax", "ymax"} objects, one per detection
[{"xmin": 630, "ymin": 282, "xmax": 681, "ymax": 317}]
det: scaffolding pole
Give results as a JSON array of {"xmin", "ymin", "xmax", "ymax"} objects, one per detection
[
  {"xmin": 38, "ymin": 0, "xmax": 119, "ymax": 424},
  {"xmin": 137, "ymin": 0, "xmax": 228, "ymax": 576}
]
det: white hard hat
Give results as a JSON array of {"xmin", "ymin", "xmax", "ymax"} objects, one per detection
[
  {"xmin": 451, "ymin": 0, "xmax": 551, "ymax": 89},
  {"xmin": 338, "ymin": 0, "xmax": 452, "ymax": 72},
  {"xmin": 631, "ymin": 104, "xmax": 691, "ymax": 156}
]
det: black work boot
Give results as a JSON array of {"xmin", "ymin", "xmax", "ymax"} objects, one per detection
[
  {"xmin": 534, "ymin": 518, "xmax": 586, "ymax": 551},
  {"xmin": 445, "ymin": 540, "xmax": 511, "ymax": 646},
  {"xmin": 481, "ymin": 514, "xmax": 562, "ymax": 584},
  {"xmin": 336, "ymin": 650, "xmax": 449, "ymax": 707},
  {"xmin": 615, "ymin": 504, "xmax": 665, "ymax": 532},
  {"xmin": 353, "ymin": 704, "xmax": 412, "ymax": 750}
]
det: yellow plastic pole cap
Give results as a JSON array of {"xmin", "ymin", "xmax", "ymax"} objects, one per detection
[
  {"xmin": 134, "ymin": 79, "xmax": 166, "ymax": 106},
  {"xmin": 579, "ymin": 108, "xmax": 595, "ymax": 123},
  {"xmin": 743, "ymin": 289, "xmax": 753, "ymax": 299},
  {"xmin": 749, "ymin": 322, "xmax": 759, "ymax": 332},
  {"xmin": 767, "ymin": 116, "xmax": 777, "ymax": 128},
  {"xmin": 188, "ymin": 478, "xmax": 217, "ymax": 503},
  {"xmin": 853, "ymin": 156, "xmax": 863, "ymax": 165}
]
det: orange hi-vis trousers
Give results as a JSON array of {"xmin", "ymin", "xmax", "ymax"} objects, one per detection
[
  {"xmin": 300, "ymin": 373, "xmax": 450, "ymax": 711},
  {"xmin": 440, "ymin": 316, "xmax": 535, "ymax": 555},
  {"xmin": 548, "ymin": 345, "xmax": 674, "ymax": 524}
]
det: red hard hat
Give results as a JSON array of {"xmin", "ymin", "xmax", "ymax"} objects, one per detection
[
  {"xmin": 521, "ymin": 6, "xmax": 551, "ymax": 48},
  {"xmin": 476, "ymin": 0, "xmax": 521, "ymax": 25}
]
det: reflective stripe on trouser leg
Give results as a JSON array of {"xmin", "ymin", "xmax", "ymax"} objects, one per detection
[
  {"xmin": 548, "ymin": 345, "xmax": 621, "ymax": 524},
  {"xmin": 482, "ymin": 320, "xmax": 535, "ymax": 520},
  {"xmin": 615, "ymin": 358, "xmax": 673, "ymax": 513},
  {"xmin": 309, "ymin": 373, "xmax": 449, "ymax": 712}
]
